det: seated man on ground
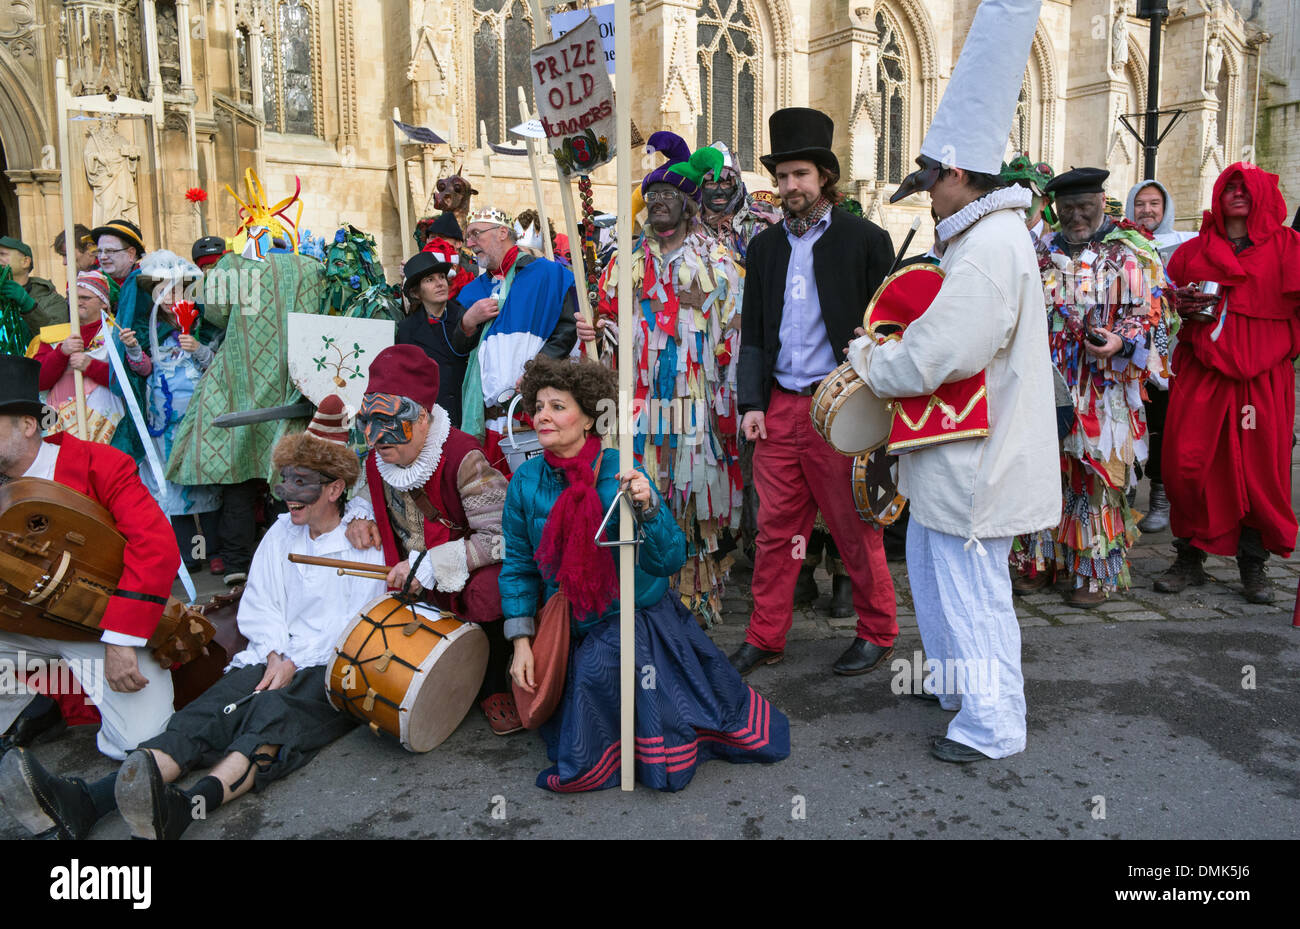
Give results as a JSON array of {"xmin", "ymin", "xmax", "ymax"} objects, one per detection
[{"xmin": 0, "ymin": 397, "xmax": 385, "ymax": 839}]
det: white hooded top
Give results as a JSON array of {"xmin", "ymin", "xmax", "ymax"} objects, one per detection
[{"xmin": 848, "ymin": 186, "xmax": 1062, "ymax": 544}]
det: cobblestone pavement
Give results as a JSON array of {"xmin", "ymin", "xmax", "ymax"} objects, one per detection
[{"xmin": 6, "ymin": 436, "xmax": 1300, "ymax": 843}]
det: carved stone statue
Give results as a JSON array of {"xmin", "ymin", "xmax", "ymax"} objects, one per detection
[
  {"xmin": 83, "ymin": 118, "xmax": 142, "ymax": 227},
  {"xmin": 1206, "ymin": 36, "xmax": 1224, "ymax": 92},
  {"xmin": 1110, "ymin": 1, "xmax": 1129, "ymax": 76}
]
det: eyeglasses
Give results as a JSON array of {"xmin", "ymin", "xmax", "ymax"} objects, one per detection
[
  {"xmin": 644, "ymin": 190, "xmax": 684, "ymax": 204},
  {"xmin": 97, "ymin": 247, "xmax": 132, "ymax": 256},
  {"xmin": 465, "ymin": 227, "xmax": 502, "ymax": 242}
]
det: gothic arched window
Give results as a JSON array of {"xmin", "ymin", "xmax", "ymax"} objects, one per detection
[
  {"xmin": 473, "ymin": 0, "xmax": 536, "ymax": 144},
  {"xmin": 236, "ymin": 28, "xmax": 254, "ymax": 105},
  {"xmin": 1011, "ymin": 73, "xmax": 1032, "ymax": 155},
  {"xmin": 696, "ymin": 0, "xmax": 761, "ymax": 170},
  {"xmin": 875, "ymin": 11, "xmax": 907, "ymax": 185},
  {"xmin": 261, "ymin": 0, "xmax": 319, "ymax": 136}
]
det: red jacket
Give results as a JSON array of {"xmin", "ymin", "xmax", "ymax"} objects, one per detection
[{"xmin": 45, "ymin": 432, "xmax": 179, "ymax": 639}]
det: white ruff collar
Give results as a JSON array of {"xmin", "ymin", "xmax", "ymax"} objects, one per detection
[
  {"xmin": 936, "ymin": 186, "xmax": 1033, "ymax": 243},
  {"xmin": 375, "ymin": 404, "xmax": 452, "ymax": 490}
]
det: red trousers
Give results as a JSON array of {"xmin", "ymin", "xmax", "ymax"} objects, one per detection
[{"xmin": 745, "ymin": 388, "xmax": 898, "ymax": 651}]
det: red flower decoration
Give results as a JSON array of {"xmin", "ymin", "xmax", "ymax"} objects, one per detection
[
  {"xmin": 172, "ymin": 300, "xmax": 200, "ymax": 335},
  {"xmin": 185, "ymin": 188, "xmax": 208, "ymax": 203}
]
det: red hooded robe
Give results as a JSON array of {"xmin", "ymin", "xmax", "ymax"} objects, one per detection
[{"xmin": 1163, "ymin": 162, "xmax": 1300, "ymax": 557}]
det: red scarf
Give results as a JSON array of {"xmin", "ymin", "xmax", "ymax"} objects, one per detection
[
  {"xmin": 536, "ymin": 436, "xmax": 617, "ymax": 618},
  {"xmin": 495, "ymin": 246, "xmax": 521, "ymax": 279}
]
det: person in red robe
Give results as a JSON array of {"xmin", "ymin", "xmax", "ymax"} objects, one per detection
[{"xmin": 1154, "ymin": 163, "xmax": 1300, "ymax": 603}]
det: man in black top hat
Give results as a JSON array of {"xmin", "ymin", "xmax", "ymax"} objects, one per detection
[
  {"xmin": 732, "ymin": 107, "xmax": 899, "ymax": 678},
  {"xmin": 395, "ymin": 251, "xmax": 468, "ymax": 428}
]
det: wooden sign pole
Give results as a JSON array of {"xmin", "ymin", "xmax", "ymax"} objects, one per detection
[{"xmin": 613, "ymin": 0, "xmax": 635, "ymax": 792}]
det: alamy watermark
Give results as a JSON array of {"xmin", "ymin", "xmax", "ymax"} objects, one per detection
[
  {"xmin": 0, "ymin": 652, "xmax": 104, "ymax": 704},
  {"xmin": 889, "ymin": 649, "xmax": 1000, "ymax": 700}
]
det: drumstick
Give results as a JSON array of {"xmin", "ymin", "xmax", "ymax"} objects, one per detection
[
  {"xmin": 336, "ymin": 567, "xmax": 390, "ymax": 580},
  {"xmin": 887, "ymin": 216, "xmax": 923, "ymax": 277},
  {"xmin": 288, "ymin": 553, "xmax": 387, "ymax": 573}
]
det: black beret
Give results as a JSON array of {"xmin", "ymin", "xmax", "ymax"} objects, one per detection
[{"xmin": 1044, "ymin": 167, "xmax": 1110, "ymax": 198}]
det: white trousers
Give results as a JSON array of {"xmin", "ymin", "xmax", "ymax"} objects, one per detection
[
  {"xmin": 0, "ymin": 632, "xmax": 174, "ymax": 760},
  {"xmin": 906, "ymin": 520, "xmax": 1027, "ymax": 758}
]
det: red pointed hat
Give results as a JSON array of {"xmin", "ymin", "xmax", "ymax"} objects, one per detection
[
  {"xmin": 366, "ymin": 343, "xmax": 440, "ymax": 411},
  {"xmin": 307, "ymin": 394, "xmax": 350, "ymax": 445}
]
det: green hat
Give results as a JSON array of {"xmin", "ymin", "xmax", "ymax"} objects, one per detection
[{"xmin": 0, "ymin": 236, "xmax": 32, "ymax": 260}]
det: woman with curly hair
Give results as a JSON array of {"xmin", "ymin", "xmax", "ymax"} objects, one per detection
[{"xmin": 501, "ymin": 356, "xmax": 789, "ymax": 792}]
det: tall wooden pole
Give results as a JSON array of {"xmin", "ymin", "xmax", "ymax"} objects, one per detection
[
  {"xmin": 480, "ymin": 120, "xmax": 495, "ymax": 204},
  {"xmin": 517, "ymin": 86, "xmax": 555, "ymax": 261},
  {"xmin": 54, "ymin": 60, "xmax": 87, "ymax": 439},
  {"xmin": 613, "ymin": 0, "xmax": 635, "ymax": 792},
  {"xmin": 393, "ymin": 108, "xmax": 412, "ymax": 254}
]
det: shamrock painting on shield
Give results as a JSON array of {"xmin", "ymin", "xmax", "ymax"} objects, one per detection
[{"xmin": 287, "ymin": 312, "xmax": 395, "ymax": 416}]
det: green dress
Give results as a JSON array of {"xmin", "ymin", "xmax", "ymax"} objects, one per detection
[{"xmin": 165, "ymin": 251, "xmax": 327, "ymax": 485}]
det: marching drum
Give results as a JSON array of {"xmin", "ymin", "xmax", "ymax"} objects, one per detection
[
  {"xmin": 810, "ymin": 362, "xmax": 893, "ymax": 456},
  {"xmin": 851, "ymin": 450, "xmax": 908, "ymax": 528},
  {"xmin": 325, "ymin": 596, "xmax": 488, "ymax": 753}
]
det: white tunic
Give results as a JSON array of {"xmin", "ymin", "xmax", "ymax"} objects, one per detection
[{"xmin": 230, "ymin": 513, "xmax": 387, "ymax": 670}]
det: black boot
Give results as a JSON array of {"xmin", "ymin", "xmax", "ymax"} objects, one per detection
[
  {"xmin": 115, "ymin": 750, "xmax": 195, "ymax": 840},
  {"xmin": 1138, "ymin": 482, "xmax": 1170, "ymax": 533},
  {"xmin": 1238, "ymin": 557, "xmax": 1274, "ymax": 604},
  {"xmin": 1153, "ymin": 541, "xmax": 1207, "ymax": 593},
  {"xmin": 792, "ymin": 564, "xmax": 819, "ymax": 608},
  {"xmin": 0, "ymin": 748, "xmax": 101, "ymax": 839},
  {"xmin": 0, "ymin": 696, "xmax": 64, "ymax": 758},
  {"xmin": 828, "ymin": 575, "xmax": 854, "ymax": 618}
]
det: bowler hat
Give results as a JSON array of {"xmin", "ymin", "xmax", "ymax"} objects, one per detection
[
  {"xmin": 0, "ymin": 354, "xmax": 51, "ymax": 420},
  {"xmin": 90, "ymin": 218, "xmax": 146, "ymax": 254},
  {"xmin": 760, "ymin": 108, "xmax": 840, "ymax": 177},
  {"xmin": 403, "ymin": 251, "xmax": 453, "ymax": 293}
]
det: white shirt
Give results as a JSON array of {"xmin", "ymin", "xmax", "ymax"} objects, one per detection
[
  {"xmin": 229, "ymin": 513, "xmax": 387, "ymax": 670},
  {"xmin": 21, "ymin": 441, "xmax": 145, "ymax": 647}
]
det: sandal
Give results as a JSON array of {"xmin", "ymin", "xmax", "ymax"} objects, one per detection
[{"xmin": 480, "ymin": 692, "xmax": 524, "ymax": 736}]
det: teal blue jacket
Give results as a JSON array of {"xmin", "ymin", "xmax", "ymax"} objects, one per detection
[{"xmin": 500, "ymin": 449, "xmax": 686, "ymax": 639}]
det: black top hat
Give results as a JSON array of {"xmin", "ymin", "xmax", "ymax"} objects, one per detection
[
  {"xmin": 90, "ymin": 218, "xmax": 146, "ymax": 254},
  {"xmin": 760, "ymin": 108, "xmax": 840, "ymax": 177},
  {"xmin": 403, "ymin": 251, "xmax": 453, "ymax": 293},
  {"xmin": 430, "ymin": 212, "xmax": 464, "ymax": 241},
  {"xmin": 0, "ymin": 354, "xmax": 50, "ymax": 420}
]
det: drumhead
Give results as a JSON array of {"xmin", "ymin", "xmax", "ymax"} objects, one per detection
[
  {"xmin": 827, "ymin": 390, "xmax": 893, "ymax": 456},
  {"xmin": 400, "ymin": 621, "xmax": 489, "ymax": 753}
]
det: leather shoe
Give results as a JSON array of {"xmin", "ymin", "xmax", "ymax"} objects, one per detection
[
  {"xmin": 1012, "ymin": 571, "xmax": 1051, "ymax": 595},
  {"xmin": 930, "ymin": 736, "xmax": 993, "ymax": 764},
  {"xmin": 0, "ymin": 748, "xmax": 100, "ymax": 839},
  {"xmin": 831, "ymin": 638, "xmax": 894, "ymax": 676},
  {"xmin": 0, "ymin": 697, "xmax": 65, "ymax": 757},
  {"xmin": 729, "ymin": 642, "xmax": 784, "ymax": 676},
  {"xmin": 115, "ymin": 750, "xmax": 194, "ymax": 840},
  {"xmin": 1067, "ymin": 585, "xmax": 1108, "ymax": 608}
]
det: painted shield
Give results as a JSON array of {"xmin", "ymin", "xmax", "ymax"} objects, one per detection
[{"xmin": 287, "ymin": 312, "xmax": 396, "ymax": 417}]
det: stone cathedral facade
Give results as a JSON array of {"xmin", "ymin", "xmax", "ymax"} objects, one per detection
[{"xmin": 0, "ymin": 0, "xmax": 1285, "ymax": 280}]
